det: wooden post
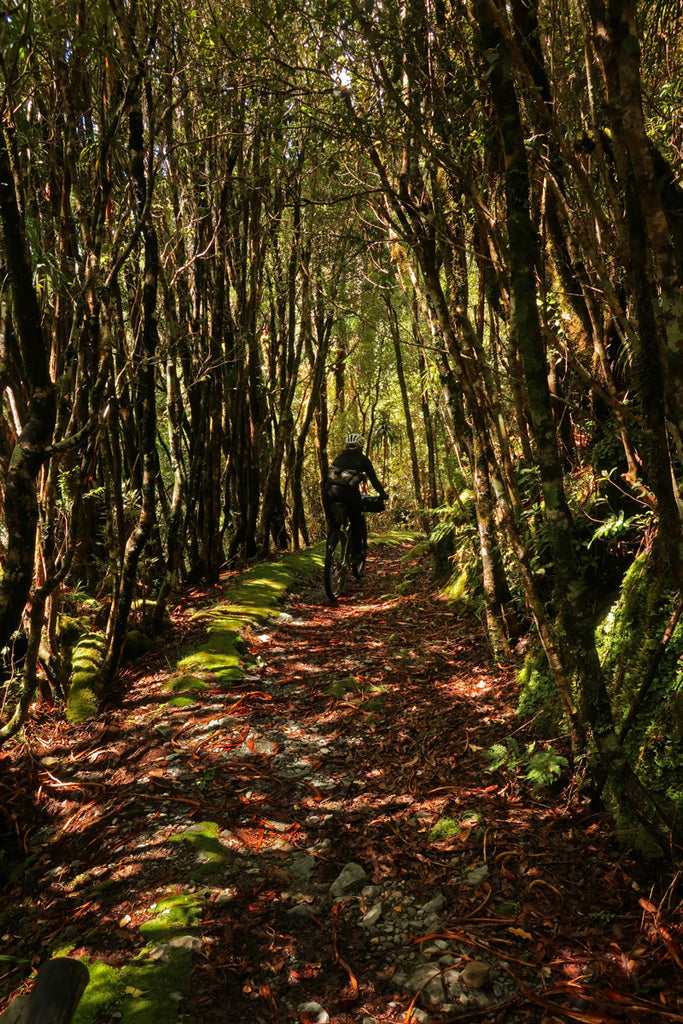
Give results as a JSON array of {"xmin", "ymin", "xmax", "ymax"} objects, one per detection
[{"xmin": 0, "ymin": 958, "xmax": 89, "ymax": 1024}]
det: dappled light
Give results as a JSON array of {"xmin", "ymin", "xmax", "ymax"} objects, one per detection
[
  {"xmin": 1, "ymin": 1, "xmax": 683, "ymax": 1020},
  {"xmin": 2, "ymin": 543, "xmax": 681, "ymax": 1023}
]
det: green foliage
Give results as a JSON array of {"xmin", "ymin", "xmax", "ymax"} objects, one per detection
[
  {"xmin": 429, "ymin": 496, "xmax": 482, "ymax": 611},
  {"xmin": 516, "ymin": 648, "xmax": 567, "ymax": 737},
  {"xmin": 485, "ymin": 737, "xmax": 568, "ymax": 793},
  {"xmin": 597, "ymin": 554, "xmax": 675, "ymax": 719},
  {"xmin": 587, "ymin": 509, "xmax": 649, "ymax": 550},
  {"xmin": 525, "ymin": 746, "xmax": 570, "ymax": 791}
]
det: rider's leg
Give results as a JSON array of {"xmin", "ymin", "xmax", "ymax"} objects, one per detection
[
  {"xmin": 346, "ymin": 490, "xmax": 364, "ymax": 559},
  {"xmin": 323, "ymin": 482, "xmax": 342, "ymax": 528}
]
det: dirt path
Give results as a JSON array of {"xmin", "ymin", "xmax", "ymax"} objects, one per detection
[{"xmin": 1, "ymin": 540, "xmax": 681, "ymax": 1024}]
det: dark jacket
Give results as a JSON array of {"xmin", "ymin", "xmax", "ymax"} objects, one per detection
[{"xmin": 327, "ymin": 450, "xmax": 387, "ymax": 498}]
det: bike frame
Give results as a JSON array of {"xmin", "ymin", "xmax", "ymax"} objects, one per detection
[{"xmin": 324, "ymin": 499, "xmax": 369, "ymax": 602}]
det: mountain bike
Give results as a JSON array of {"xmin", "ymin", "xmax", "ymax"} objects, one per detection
[{"xmin": 324, "ymin": 493, "xmax": 385, "ymax": 602}]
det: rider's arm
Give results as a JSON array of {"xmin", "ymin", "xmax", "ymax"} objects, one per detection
[{"xmin": 362, "ymin": 456, "xmax": 388, "ymax": 499}]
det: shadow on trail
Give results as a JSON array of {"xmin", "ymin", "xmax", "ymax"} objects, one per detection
[{"xmin": 1, "ymin": 540, "xmax": 678, "ymax": 1024}]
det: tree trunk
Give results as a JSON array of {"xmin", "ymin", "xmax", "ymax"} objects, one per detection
[
  {"xmin": 415, "ymin": 323, "xmax": 439, "ymax": 516},
  {"xmin": 593, "ymin": 0, "xmax": 683, "ymax": 595},
  {"xmin": 386, "ymin": 292, "xmax": 428, "ymax": 531},
  {"xmin": 476, "ymin": 0, "xmax": 677, "ymax": 843},
  {"xmin": 101, "ymin": 104, "xmax": 159, "ymax": 689},
  {"xmin": 0, "ymin": 132, "xmax": 56, "ymax": 650}
]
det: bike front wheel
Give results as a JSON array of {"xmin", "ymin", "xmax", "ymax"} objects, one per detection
[{"xmin": 324, "ymin": 528, "xmax": 347, "ymax": 601}]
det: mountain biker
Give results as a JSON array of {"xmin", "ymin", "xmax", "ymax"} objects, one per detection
[{"xmin": 323, "ymin": 433, "xmax": 388, "ymax": 560}]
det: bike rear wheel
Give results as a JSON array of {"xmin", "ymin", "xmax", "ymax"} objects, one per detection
[
  {"xmin": 324, "ymin": 527, "xmax": 347, "ymax": 601},
  {"xmin": 352, "ymin": 517, "xmax": 368, "ymax": 579}
]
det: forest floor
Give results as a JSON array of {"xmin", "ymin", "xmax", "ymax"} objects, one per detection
[{"xmin": 1, "ymin": 536, "xmax": 682, "ymax": 1024}]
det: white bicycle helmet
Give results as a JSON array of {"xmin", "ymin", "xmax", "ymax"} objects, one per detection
[{"xmin": 345, "ymin": 433, "xmax": 364, "ymax": 451}]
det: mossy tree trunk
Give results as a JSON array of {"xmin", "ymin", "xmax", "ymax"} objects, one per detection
[
  {"xmin": 592, "ymin": 0, "xmax": 683, "ymax": 596},
  {"xmin": 474, "ymin": 0, "xmax": 679, "ymax": 846}
]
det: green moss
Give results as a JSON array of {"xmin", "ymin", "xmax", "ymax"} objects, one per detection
[
  {"xmin": 71, "ymin": 632, "xmax": 107, "ymax": 669},
  {"xmin": 168, "ymin": 821, "xmax": 231, "ymax": 880},
  {"xmin": 66, "ymin": 949, "xmax": 194, "ymax": 1024},
  {"xmin": 401, "ymin": 541, "xmax": 430, "ymax": 561},
  {"xmin": 68, "ymin": 959, "xmax": 123, "ymax": 1024},
  {"xmin": 176, "ymin": 549, "xmax": 331, "ymax": 687},
  {"xmin": 283, "ymin": 547, "xmax": 325, "ymax": 574},
  {"xmin": 205, "ymin": 627, "xmax": 247, "ymax": 655},
  {"xmin": 496, "ymin": 899, "xmax": 520, "ymax": 917},
  {"xmin": 363, "ymin": 698, "xmax": 384, "ymax": 713},
  {"xmin": 119, "ymin": 953, "xmax": 193, "ymax": 1023},
  {"xmin": 124, "ymin": 629, "xmax": 157, "ymax": 659},
  {"xmin": 57, "ymin": 615, "xmax": 90, "ymax": 645},
  {"xmin": 596, "ymin": 553, "xmax": 676, "ymax": 718},
  {"xmin": 429, "ymin": 817, "xmax": 461, "ymax": 841},
  {"xmin": 595, "ymin": 551, "xmax": 683, "ymax": 815},
  {"xmin": 139, "ymin": 893, "xmax": 203, "ymax": 943},
  {"xmin": 325, "ymin": 676, "xmax": 362, "ymax": 697},
  {"xmin": 94, "ymin": 878, "xmax": 118, "ymax": 895},
  {"xmin": 376, "ymin": 530, "xmax": 423, "ymax": 545},
  {"xmin": 202, "ymin": 619, "xmax": 248, "ymax": 644},
  {"xmin": 178, "ymin": 650, "xmax": 242, "ymax": 684},
  {"xmin": 66, "ymin": 681, "xmax": 99, "ymax": 723},
  {"xmin": 66, "ymin": 632, "xmax": 106, "ymax": 722},
  {"xmin": 163, "ymin": 674, "xmax": 208, "ymax": 695}
]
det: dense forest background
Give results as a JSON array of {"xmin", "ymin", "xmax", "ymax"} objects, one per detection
[{"xmin": 1, "ymin": 0, "xmax": 683, "ymax": 855}]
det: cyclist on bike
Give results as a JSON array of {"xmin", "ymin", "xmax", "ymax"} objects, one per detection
[{"xmin": 323, "ymin": 433, "xmax": 388, "ymax": 561}]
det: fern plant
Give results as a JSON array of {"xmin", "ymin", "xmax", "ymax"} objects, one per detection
[{"xmin": 485, "ymin": 738, "xmax": 568, "ymax": 793}]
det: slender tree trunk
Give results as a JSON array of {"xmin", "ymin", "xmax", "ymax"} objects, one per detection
[
  {"xmin": 415, "ymin": 322, "xmax": 439, "ymax": 516},
  {"xmin": 386, "ymin": 294, "xmax": 428, "ymax": 531},
  {"xmin": 0, "ymin": 132, "xmax": 56, "ymax": 649},
  {"xmin": 153, "ymin": 350, "xmax": 186, "ymax": 633},
  {"xmin": 101, "ymin": 104, "xmax": 159, "ymax": 688}
]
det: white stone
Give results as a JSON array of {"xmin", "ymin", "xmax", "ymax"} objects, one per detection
[
  {"xmin": 169, "ymin": 935, "xmax": 203, "ymax": 952},
  {"xmin": 297, "ymin": 1001, "xmax": 329, "ymax": 1023},
  {"xmin": 360, "ymin": 901, "xmax": 383, "ymax": 927}
]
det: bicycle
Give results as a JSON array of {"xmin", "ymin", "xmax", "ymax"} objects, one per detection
[{"xmin": 324, "ymin": 493, "xmax": 385, "ymax": 602}]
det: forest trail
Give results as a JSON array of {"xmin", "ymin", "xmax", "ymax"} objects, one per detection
[{"xmin": 1, "ymin": 539, "xmax": 681, "ymax": 1024}]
